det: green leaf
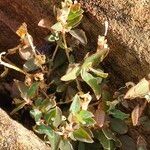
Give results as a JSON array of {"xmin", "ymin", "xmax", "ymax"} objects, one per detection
[
  {"xmin": 44, "ymin": 108, "xmax": 56, "ymax": 124},
  {"xmin": 79, "ymin": 110, "xmax": 94, "ymax": 119},
  {"xmin": 89, "ymin": 68, "xmax": 108, "ymax": 78},
  {"xmin": 23, "ymin": 58, "xmax": 39, "ymax": 72},
  {"xmin": 27, "ymin": 82, "xmax": 39, "ymax": 98},
  {"xmin": 70, "ymin": 94, "xmax": 81, "ymax": 114},
  {"xmin": 51, "ymin": 22, "xmax": 63, "ymax": 32},
  {"xmin": 73, "ymin": 128, "xmax": 93, "ymax": 143},
  {"xmin": 10, "ymin": 101, "xmax": 27, "ymax": 115},
  {"xmin": 59, "ymin": 140, "xmax": 73, "ymax": 150},
  {"xmin": 35, "ymin": 98, "xmax": 56, "ymax": 112},
  {"xmin": 48, "ymin": 32, "xmax": 59, "ymax": 42},
  {"xmin": 69, "ymin": 29, "xmax": 87, "ymax": 45},
  {"xmin": 82, "ymin": 48, "xmax": 109, "ymax": 68},
  {"xmin": 96, "ymin": 130, "xmax": 115, "ymax": 150},
  {"xmin": 35, "ymin": 124, "xmax": 53, "ymax": 138},
  {"xmin": 61, "ymin": 64, "xmax": 81, "ymax": 81},
  {"xmin": 81, "ymin": 69, "xmax": 102, "ymax": 99},
  {"xmin": 110, "ymin": 118, "xmax": 128, "ymax": 134},
  {"xmin": 48, "ymin": 132, "xmax": 61, "ymax": 150},
  {"xmin": 67, "ymin": 15, "xmax": 83, "ymax": 28},
  {"xmin": 108, "ymin": 109, "xmax": 129, "ymax": 120},
  {"xmin": 30, "ymin": 109, "xmax": 42, "ymax": 123},
  {"xmin": 53, "ymin": 106, "xmax": 62, "ymax": 127}
]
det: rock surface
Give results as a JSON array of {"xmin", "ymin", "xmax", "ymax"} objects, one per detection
[{"xmin": 0, "ymin": 108, "xmax": 50, "ymax": 150}]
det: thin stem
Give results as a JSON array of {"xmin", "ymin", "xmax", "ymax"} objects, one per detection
[
  {"xmin": 51, "ymin": 44, "xmax": 59, "ymax": 61},
  {"xmin": 62, "ymin": 32, "xmax": 70, "ymax": 63},
  {"xmin": 76, "ymin": 78, "xmax": 82, "ymax": 92}
]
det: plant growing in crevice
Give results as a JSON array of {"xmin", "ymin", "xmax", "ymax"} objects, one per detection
[{"xmin": 0, "ymin": 0, "xmax": 140, "ymax": 150}]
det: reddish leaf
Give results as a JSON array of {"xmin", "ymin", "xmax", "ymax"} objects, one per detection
[
  {"xmin": 38, "ymin": 18, "xmax": 53, "ymax": 30},
  {"xmin": 95, "ymin": 109, "xmax": 105, "ymax": 128},
  {"xmin": 131, "ymin": 105, "xmax": 140, "ymax": 126}
]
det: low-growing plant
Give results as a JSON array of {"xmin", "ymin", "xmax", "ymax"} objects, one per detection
[{"xmin": 1, "ymin": 0, "xmax": 148, "ymax": 150}]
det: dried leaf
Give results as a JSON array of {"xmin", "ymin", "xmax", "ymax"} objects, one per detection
[
  {"xmin": 69, "ymin": 29, "xmax": 87, "ymax": 45},
  {"xmin": 19, "ymin": 47, "xmax": 33, "ymax": 60},
  {"xmin": 38, "ymin": 18, "xmax": 52, "ymax": 30},
  {"xmin": 124, "ymin": 78, "xmax": 150, "ymax": 99},
  {"xmin": 80, "ymin": 92, "xmax": 92, "ymax": 110},
  {"xmin": 16, "ymin": 23, "xmax": 27, "ymax": 39},
  {"xmin": 61, "ymin": 64, "xmax": 81, "ymax": 81},
  {"xmin": 95, "ymin": 109, "xmax": 105, "ymax": 128},
  {"xmin": 131, "ymin": 105, "xmax": 141, "ymax": 126}
]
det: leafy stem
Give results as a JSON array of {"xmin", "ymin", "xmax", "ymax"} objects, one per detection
[{"xmin": 62, "ymin": 32, "xmax": 70, "ymax": 63}]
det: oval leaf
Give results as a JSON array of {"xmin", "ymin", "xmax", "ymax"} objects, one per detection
[
  {"xmin": 73, "ymin": 128, "xmax": 93, "ymax": 143},
  {"xmin": 61, "ymin": 64, "xmax": 81, "ymax": 81},
  {"xmin": 110, "ymin": 118, "xmax": 128, "ymax": 134},
  {"xmin": 131, "ymin": 105, "xmax": 141, "ymax": 126},
  {"xmin": 69, "ymin": 29, "xmax": 87, "ymax": 45}
]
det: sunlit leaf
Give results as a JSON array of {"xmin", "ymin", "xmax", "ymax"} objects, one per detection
[
  {"xmin": 30, "ymin": 109, "xmax": 42, "ymax": 123},
  {"xmin": 51, "ymin": 22, "xmax": 63, "ymax": 32},
  {"xmin": 82, "ymin": 48, "xmax": 109, "ymax": 68},
  {"xmin": 80, "ymin": 92, "xmax": 92, "ymax": 110},
  {"xmin": 59, "ymin": 139, "xmax": 73, "ymax": 150},
  {"xmin": 38, "ymin": 18, "xmax": 52, "ymax": 29},
  {"xmin": 19, "ymin": 47, "xmax": 33, "ymax": 60},
  {"xmin": 79, "ymin": 110, "xmax": 94, "ymax": 119},
  {"xmin": 124, "ymin": 78, "xmax": 150, "ymax": 99},
  {"xmin": 61, "ymin": 64, "xmax": 81, "ymax": 81},
  {"xmin": 69, "ymin": 29, "xmax": 87, "ymax": 45},
  {"xmin": 27, "ymin": 82, "xmax": 39, "ymax": 98},
  {"xmin": 110, "ymin": 118, "xmax": 128, "ymax": 134},
  {"xmin": 81, "ymin": 69, "xmax": 102, "ymax": 99},
  {"xmin": 131, "ymin": 105, "xmax": 140, "ymax": 126},
  {"xmin": 67, "ymin": 15, "xmax": 83, "ymax": 28},
  {"xmin": 77, "ymin": 110, "xmax": 96, "ymax": 126},
  {"xmin": 73, "ymin": 128, "xmax": 93, "ymax": 143},
  {"xmin": 89, "ymin": 68, "xmax": 108, "ymax": 78},
  {"xmin": 70, "ymin": 94, "xmax": 81, "ymax": 114},
  {"xmin": 48, "ymin": 32, "xmax": 59, "ymax": 42}
]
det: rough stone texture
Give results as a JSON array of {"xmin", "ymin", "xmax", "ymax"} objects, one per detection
[
  {"xmin": 79, "ymin": 0, "xmax": 150, "ymax": 83},
  {"xmin": 0, "ymin": 108, "xmax": 50, "ymax": 150}
]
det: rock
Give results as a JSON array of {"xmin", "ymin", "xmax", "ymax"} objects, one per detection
[{"xmin": 0, "ymin": 108, "xmax": 50, "ymax": 150}]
